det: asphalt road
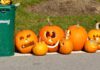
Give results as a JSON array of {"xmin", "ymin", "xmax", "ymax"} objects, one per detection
[{"xmin": 0, "ymin": 52, "xmax": 100, "ymax": 70}]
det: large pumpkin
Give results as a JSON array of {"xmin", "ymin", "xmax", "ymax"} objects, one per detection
[
  {"xmin": 15, "ymin": 30, "xmax": 38, "ymax": 53},
  {"xmin": 68, "ymin": 24, "xmax": 88, "ymax": 51},
  {"xmin": 39, "ymin": 18, "xmax": 64, "ymax": 52}
]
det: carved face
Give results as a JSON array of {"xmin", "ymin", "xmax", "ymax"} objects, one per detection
[
  {"xmin": 15, "ymin": 30, "xmax": 38, "ymax": 53},
  {"xmin": 39, "ymin": 25, "xmax": 64, "ymax": 52},
  {"xmin": 88, "ymin": 30, "xmax": 100, "ymax": 40},
  {"xmin": 1, "ymin": 0, "xmax": 12, "ymax": 5},
  {"xmin": 59, "ymin": 39, "xmax": 73, "ymax": 54}
]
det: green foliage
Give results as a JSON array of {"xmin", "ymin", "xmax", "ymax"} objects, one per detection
[{"xmin": 14, "ymin": 0, "xmax": 100, "ymax": 35}]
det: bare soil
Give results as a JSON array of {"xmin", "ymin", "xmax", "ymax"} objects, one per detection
[{"xmin": 29, "ymin": 0, "xmax": 100, "ymax": 16}]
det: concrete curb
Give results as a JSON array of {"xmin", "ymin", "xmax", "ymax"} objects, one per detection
[{"xmin": 14, "ymin": 50, "xmax": 100, "ymax": 56}]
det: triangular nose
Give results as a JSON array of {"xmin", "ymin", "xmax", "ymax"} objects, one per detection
[
  {"xmin": 46, "ymin": 31, "xmax": 53, "ymax": 37},
  {"xmin": 25, "ymin": 39, "xmax": 28, "ymax": 43},
  {"xmin": 48, "ymin": 37, "xmax": 53, "ymax": 43}
]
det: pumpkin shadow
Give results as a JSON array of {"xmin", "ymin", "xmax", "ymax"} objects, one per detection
[{"xmin": 15, "ymin": 45, "xmax": 19, "ymax": 53}]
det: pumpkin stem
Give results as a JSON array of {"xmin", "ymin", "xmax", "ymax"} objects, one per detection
[
  {"xmin": 39, "ymin": 37, "xmax": 41, "ymax": 42},
  {"xmin": 65, "ymin": 30, "xmax": 70, "ymax": 39},
  {"xmin": 77, "ymin": 24, "xmax": 80, "ymax": 27},
  {"xmin": 96, "ymin": 22, "xmax": 100, "ymax": 30},
  {"xmin": 47, "ymin": 17, "xmax": 52, "ymax": 26},
  {"xmin": 76, "ymin": 21, "xmax": 81, "ymax": 27}
]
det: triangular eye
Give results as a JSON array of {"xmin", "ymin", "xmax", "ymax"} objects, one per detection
[
  {"xmin": 93, "ymin": 35, "xmax": 95, "ymax": 38},
  {"xmin": 46, "ymin": 31, "xmax": 50, "ymax": 37},
  {"xmin": 20, "ymin": 36, "xmax": 24, "ymax": 40},
  {"xmin": 61, "ymin": 42, "xmax": 64, "ymax": 46},
  {"xmin": 93, "ymin": 35, "xmax": 96, "ymax": 40},
  {"xmin": 96, "ymin": 35, "xmax": 98, "ymax": 37},
  {"xmin": 51, "ymin": 32, "xmax": 56, "ymax": 38},
  {"xmin": 27, "ymin": 34, "xmax": 31, "ymax": 38}
]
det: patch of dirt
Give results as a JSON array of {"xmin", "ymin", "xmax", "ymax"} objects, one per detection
[{"xmin": 29, "ymin": 0, "xmax": 100, "ymax": 16}]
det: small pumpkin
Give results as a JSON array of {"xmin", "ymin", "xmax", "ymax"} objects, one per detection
[
  {"xmin": 39, "ymin": 18, "xmax": 64, "ymax": 52},
  {"xmin": 32, "ymin": 41, "xmax": 48, "ymax": 56},
  {"xmin": 15, "ymin": 30, "xmax": 38, "ymax": 53},
  {"xmin": 84, "ymin": 40, "xmax": 97, "ymax": 53},
  {"xmin": 68, "ymin": 24, "xmax": 88, "ymax": 51},
  {"xmin": 59, "ymin": 30, "xmax": 73, "ymax": 54},
  {"xmin": 1, "ymin": 0, "xmax": 12, "ymax": 5}
]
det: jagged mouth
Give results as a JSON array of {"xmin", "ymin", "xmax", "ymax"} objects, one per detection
[
  {"xmin": 21, "ymin": 41, "xmax": 35, "ymax": 48},
  {"xmin": 48, "ymin": 41, "xmax": 59, "ymax": 48}
]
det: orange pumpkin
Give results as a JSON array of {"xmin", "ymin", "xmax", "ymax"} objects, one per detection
[
  {"xmin": 68, "ymin": 24, "xmax": 88, "ymax": 51},
  {"xmin": 59, "ymin": 30, "xmax": 73, "ymax": 54},
  {"xmin": 84, "ymin": 40, "xmax": 97, "ymax": 53},
  {"xmin": 96, "ymin": 36, "xmax": 100, "ymax": 50},
  {"xmin": 33, "ymin": 41, "xmax": 48, "ymax": 56},
  {"xmin": 15, "ymin": 30, "xmax": 38, "ymax": 53},
  {"xmin": 98, "ymin": 44, "xmax": 100, "ymax": 50},
  {"xmin": 88, "ymin": 22, "xmax": 100, "ymax": 40},
  {"xmin": 88, "ymin": 22, "xmax": 100, "ymax": 49},
  {"xmin": 39, "ymin": 18, "xmax": 64, "ymax": 52}
]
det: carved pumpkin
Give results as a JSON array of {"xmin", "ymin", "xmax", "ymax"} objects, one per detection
[
  {"xmin": 33, "ymin": 41, "xmax": 48, "ymax": 56},
  {"xmin": 15, "ymin": 30, "xmax": 38, "ymax": 53},
  {"xmin": 59, "ymin": 30, "xmax": 73, "ymax": 54},
  {"xmin": 88, "ymin": 22, "xmax": 100, "ymax": 49},
  {"xmin": 39, "ymin": 18, "xmax": 64, "ymax": 52},
  {"xmin": 68, "ymin": 24, "xmax": 88, "ymax": 51},
  {"xmin": 84, "ymin": 40, "xmax": 97, "ymax": 53},
  {"xmin": 1, "ymin": 0, "xmax": 12, "ymax": 5}
]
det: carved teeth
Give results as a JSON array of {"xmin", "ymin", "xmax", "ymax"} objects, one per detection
[
  {"xmin": 22, "ymin": 46, "xmax": 25, "ymax": 48},
  {"xmin": 21, "ymin": 41, "xmax": 35, "ymax": 48},
  {"xmin": 48, "ymin": 41, "xmax": 59, "ymax": 48}
]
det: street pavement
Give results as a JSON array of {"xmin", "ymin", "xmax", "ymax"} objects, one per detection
[{"xmin": 0, "ymin": 51, "xmax": 100, "ymax": 70}]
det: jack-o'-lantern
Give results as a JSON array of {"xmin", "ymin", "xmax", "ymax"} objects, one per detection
[
  {"xmin": 88, "ymin": 22, "xmax": 100, "ymax": 40},
  {"xmin": 15, "ymin": 30, "xmax": 38, "ymax": 53},
  {"xmin": 39, "ymin": 18, "xmax": 64, "ymax": 52},
  {"xmin": 88, "ymin": 22, "xmax": 100, "ymax": 50},
  {"xmin": 59, "ymin": 30, "xmax": 73, "ymax": 54}
]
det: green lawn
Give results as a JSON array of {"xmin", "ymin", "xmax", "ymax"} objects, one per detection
[{"xmin": 14, "ymin": 0, "xmax": 100, "ymax": 35}]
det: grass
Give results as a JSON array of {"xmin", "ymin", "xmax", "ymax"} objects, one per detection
[{"xmin": 14, "ymin": 0, "xmax": 100, "ymax": 35}]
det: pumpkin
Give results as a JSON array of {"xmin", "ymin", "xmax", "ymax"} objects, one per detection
[
  {"xmin": 15, "ymin": 30, "xmax": 38, "ymax": 53},
  {"xmin": 96, "ymin": 36, "xmax": 100, "ymax": 50},
  {"xmin": 39, "ymin": 18, "xmax": 64, "ymax": 52},
  {"xmin": 88, "ymin": 22, "xmax": 100, "ymax": 49},
  {"xmin": 32, "ymin": 41, "xmax": 48, "ymax": 56},
  {"xmin": 98, "ymin": 44, "xmax": 100, "ymax": 50},
  {"xmin": 84, "ymin": 40, "xmax": 97, "ymax": 53},
  {"xmin": 68, "ymin": 24, "xmax": 88, "ymax": 51},
  {"xmin": 59, "ymin": 30, "xmax": 73, "ymax": 54},
  {"xmin": 1, "ymin": 0, "xmax": 12, "ymax": 5}
]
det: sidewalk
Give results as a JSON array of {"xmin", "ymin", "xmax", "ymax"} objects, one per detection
[{"xmin": 0, "ymin": 51, "xmax": 100, "ymax": 70}]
